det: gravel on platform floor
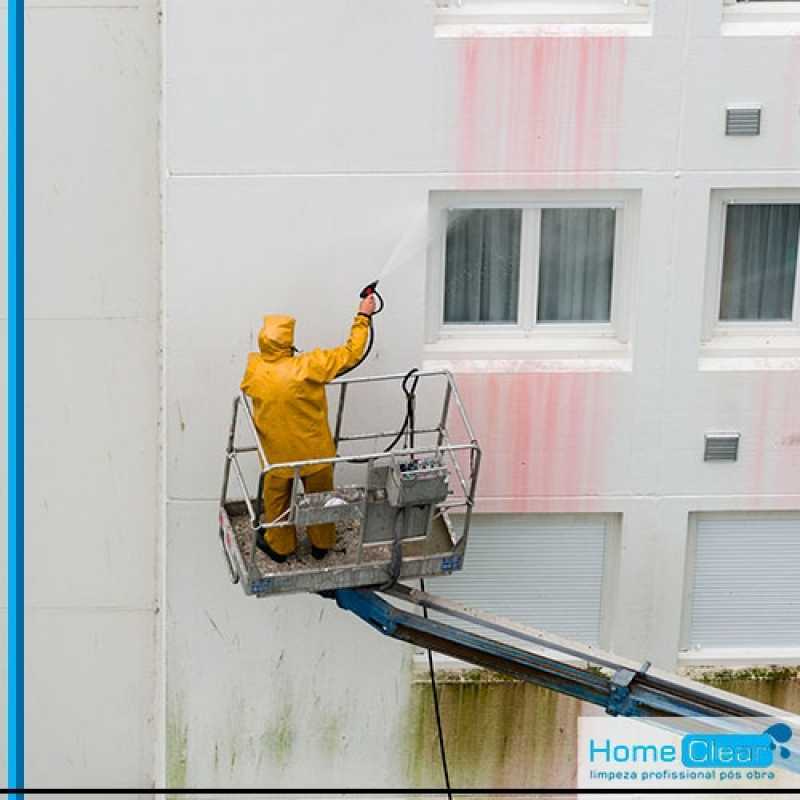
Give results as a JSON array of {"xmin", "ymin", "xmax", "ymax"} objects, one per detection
[{"xmin": 232, "ymin": 514, "xmax": 391, "ymax": 574}]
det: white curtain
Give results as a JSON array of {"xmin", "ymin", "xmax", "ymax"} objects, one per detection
[
  {"xmin": 537, "ymin": 208, "xmax": 616, "ymax": 322},
  {"xmin": 720, "ymin": 204, "xmax": 800, "ymax": 321},
  {"xmin": 444, "ymin": 209, "xmax": 521, "ymax": 324}
]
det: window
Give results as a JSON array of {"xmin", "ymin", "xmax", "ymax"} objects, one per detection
[
  {"xmin": 425, "ymin": 514, "xmax": 617, "ymax": 648},
  {"xmin": 701, "ymin": 191, "xmax": 800, "ymax": 356},
  {"xmin": 682, "ymin": 514, "xmax": 800, "ymax": 659},
  {"xmin": 719, "ymin": 204, "xmax": 800, "ymax": 322},
  {"xmin": 443, "ymin": 209, "xmax": 522, "ymax": 325},
  {"xmin": 434, "ymin": 200, "xmax": 624, "ymax": 337}
]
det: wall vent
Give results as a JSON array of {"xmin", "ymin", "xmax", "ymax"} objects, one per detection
[
  {"xmin": 704, "ymin": 434, "xmax": 740, "ymax": 462},
  {"xmin": 726, "ymin": 106, "xmax": 761, "ymax": 136}
]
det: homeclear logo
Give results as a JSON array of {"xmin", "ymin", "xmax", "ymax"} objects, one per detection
[
  {"xmin": 682, "ymin": 723, "xmax": 793, "ymax": 768},
  {"xmin": 579, "ymin": 716, "xmax": 800, "ymax": 789},
  {"xmin": 588, "ymin": 722, "xmax": 792, "ymax": 769}
]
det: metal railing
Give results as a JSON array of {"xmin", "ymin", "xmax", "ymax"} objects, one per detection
[{"xmin": 221, "ymin": 369, "xmax": 481, "ymax": 576}]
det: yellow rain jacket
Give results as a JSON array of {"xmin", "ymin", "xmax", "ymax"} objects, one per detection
[{"xmin": 240, "ymin": 314, "xmax": 370, "ymax": 477}]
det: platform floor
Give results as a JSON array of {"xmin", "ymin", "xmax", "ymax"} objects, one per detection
[{"xmin": 231, "ymin": 513, "xmax": 392, "ymax": 575}]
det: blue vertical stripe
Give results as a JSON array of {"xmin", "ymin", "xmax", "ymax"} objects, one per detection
[{"xmin": 8, "ymin": 0, "xmax": 24, "ymax": 794}]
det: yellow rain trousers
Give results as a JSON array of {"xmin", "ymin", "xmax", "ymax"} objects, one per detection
[{"xmin": 240, "ymin": 314, "xmax": 370, "ymax": 556}]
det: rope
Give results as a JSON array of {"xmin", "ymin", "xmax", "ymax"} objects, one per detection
[{"xmin": 420, "ymin": 577, "xmax": 453, "ymax": 800}]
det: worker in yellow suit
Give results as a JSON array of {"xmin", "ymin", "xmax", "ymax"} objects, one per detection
[{"xmin": 241, "ymin": 294, "xmax": 376, "ymax": 563}]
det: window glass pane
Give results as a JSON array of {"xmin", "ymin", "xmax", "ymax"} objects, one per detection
[
  {"xmin": 719, "ymin": 204, "xmax": 800, "ymax": 322},
  {"xmin": 537, "ymin": 208, "xmax": 615, "ymax": 322},
  {"xmin": 444, "ymin": 208, "xmax": 521, "ymax": 324}
]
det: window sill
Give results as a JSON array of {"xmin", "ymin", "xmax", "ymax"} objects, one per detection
[
  {"xmin": 722, "ymin": 19, "xmax": 800, "ymax": 36},
  {"xmin": 699, "ymin": 332, "xmax": 800, "ymax": 371},
  {"xmin": 424, "ymin": 334, "xmax": 632, "ymax": 372},
  {"xmin": 434, "ymin": 20, "xmax": 652, "ymax": 37},
  {"xmin": 723, "ymin": 2, "xmax": 800, "ymax": 35},
  {"xmin": 679, "ymin": 648, "xmax": 800, "ymax": 668}
]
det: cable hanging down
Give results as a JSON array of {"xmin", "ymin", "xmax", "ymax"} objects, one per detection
[{"xmin": 420, "ymin": 576, "xmax": 453, "ymax": 800}]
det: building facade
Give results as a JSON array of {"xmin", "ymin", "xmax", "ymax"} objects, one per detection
[{"xmin": 12, "ymin": 0, "xmax": 800, "ymax": 790}]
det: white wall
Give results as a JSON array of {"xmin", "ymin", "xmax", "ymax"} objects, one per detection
[
  {"xmin": 163, "ymin": 0, "xmax": 800, "ymax": 786},
  {"xmin": 15, "ymin": 0, "xmax": 162, "ymax": 789},
  {"xmin": 10, "ymin": 0, "xmax": 800, "ymax": 789}
]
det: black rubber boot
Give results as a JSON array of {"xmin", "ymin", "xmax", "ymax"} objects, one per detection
[
  {"xmin": 255, "ymin": 534, "xmax": 288, "ymax": 564},
  {"xmin": 311, "ymin": 545, "xmax": 330, "ymax": 561}
]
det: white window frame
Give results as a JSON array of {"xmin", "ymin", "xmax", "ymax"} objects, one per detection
[
  {"xmin": 722, "ymin": 0, "xmax": 800, "ymax": 34},
  {"xmin": 434, "ymin": 0, "xmax": 650, "ymax": 27},
  {"xmin": 426, "ymin": 191, "xmax": 636, "ymax": 351},
  {"xmin": 679, "ymin": 511, "xmax": 800, "ymax": 666},
  {"xmin": 724, "ymin": 0, "xmax": 800, "ymax": 15},
  {"xmin": 701, "ymin": 190, "xmax": 800, "ymax": 350}
]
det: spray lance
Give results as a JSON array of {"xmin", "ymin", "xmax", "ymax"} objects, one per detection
[
  {"xmin": 336, "ymin": 280, "xmax": 384, "ymax": 377},
  {"xmin": 338, "ymin": 280, "xmax": 419, "ymax": 455}
]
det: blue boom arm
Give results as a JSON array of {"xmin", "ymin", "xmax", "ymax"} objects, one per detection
[{"xmin": 332, "ymin": 584, "xmax": 800, "ymax": 773}]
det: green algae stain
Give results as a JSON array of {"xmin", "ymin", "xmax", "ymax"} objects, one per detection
[
  {"xmin": 406, "ymin": 666, "xmax": 800, "ymax": 789},
  {"xmin": 320, "ymin": 713, "xmax": 346, "ymax": 758},
  {"xmin": 260, "ymin": 703, "xmax": 296, "ymax": 769},
  {"xmin": 722, "ymin": 679, "xmax": 800, "ymax": 712},
  {"xmin": 166, "ymin": 698, "xmax": 189, "ymax": 791},
  {"xmin": 406, "ymin": 671, "xmax": 580, "ymax": 788},
  {"xmin": 692, "ymin": 667, "xmax": 800, "ymax": 713}
]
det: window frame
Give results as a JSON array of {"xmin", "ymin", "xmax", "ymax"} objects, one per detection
[
  {"xmin": 722, "ymin": 0, "xmax": 800, "ymax": 32},
  {"xmin": 427, "ymin": 191, "xmax": 635, "ymax": 349},
  {"xmin": 702, "ymin": 190, "xmax": 800, "ymax": 346},
  {"xmin": 433, "ymin": 0, "xmax": 651, "ymax": 27}
]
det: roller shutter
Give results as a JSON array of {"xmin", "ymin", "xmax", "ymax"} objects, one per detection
[
  {"xmin": 688, "ymin": 515, "xmax": 800, "ymax": 650},
  {"xmin": 426, "ymin": 514, "xmax": 609, "ymax": 645}
]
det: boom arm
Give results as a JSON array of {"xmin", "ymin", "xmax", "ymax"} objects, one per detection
[{"xmin": 332, "ymin": 584, "xmax": 800, "ymax": 773}]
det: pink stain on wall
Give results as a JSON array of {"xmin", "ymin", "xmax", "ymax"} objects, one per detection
[
  {"xmin": 450, "ymin": 35, "xmax": 628, "ymax": 508},
  {"xmin": 750, "ymin": 372, "xmax": 800, "ymax": 498},
  {"xmin": 782, "ymin": 39, "xmax": 800, "ymax": 162},
  {"xmin": 455, "ymin": 372, "xmax": 612, "ymax": 510},
  {"xmin": 459, "ymin": 39, "xmax": 482, "ymax": 187},
  {"xmin": 457, "ymin": 35, "xmax": 628, "ymax": 178}
]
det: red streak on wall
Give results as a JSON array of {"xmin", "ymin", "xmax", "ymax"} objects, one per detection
[
  {"xmin": 457, "ymin": 36, "xmax": 627, "ymax": 177},
  {"xmin": 455, "ymin": 372, "xmax": 611, "ymax": 507},
  {"xmin": 451, "ymin": 36, "xmax": 625, "ymax": 504},
  {"xmin": 459, "ymin": 39, "xmax": 482, "ymax": 186},
  {"xmin": 782, "ymin": 39, "xmax": 800, "ymax": 161},
  {"xmin": 749, "ymin": 372, "xmax": 800, "ymax": 499}
]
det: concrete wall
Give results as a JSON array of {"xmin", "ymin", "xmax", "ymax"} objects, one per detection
[
  {"xmin": 163, "ymin": 0, "xmax": 800, "ymax": 788},
  {"xmin": 11, "ymin": 0, "xmax": 162, "ymax": 788},
  {"xmin": 8, "ymin": 0, "xmax": 800, "ymax": 790}
]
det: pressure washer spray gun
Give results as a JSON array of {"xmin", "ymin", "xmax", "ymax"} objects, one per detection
[
  {"xmin": 360, "ymin": 279, "xmax": 384, "ymax": 308},
  {"xmin": 336, "ymin": 280, "xmax": 385, "ymax": 377}
]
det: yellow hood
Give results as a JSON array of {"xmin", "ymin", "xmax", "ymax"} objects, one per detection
[{"xmin": 258, "ymin": 315, "xmax": 295, "ymax": 360}]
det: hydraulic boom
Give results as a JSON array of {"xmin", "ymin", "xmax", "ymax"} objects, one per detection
[{"xmin": 332, "ymin": 584, "xmax": 800, "ymax": 773}]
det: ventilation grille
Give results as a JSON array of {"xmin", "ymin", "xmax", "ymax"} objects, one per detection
[
  {"xmin": 704, "ymin": 434, "xmax": 740, "ymax": 462},
  {"xmin": 726, "ymin": 106, "xmax": 761, "ymax": 136}
]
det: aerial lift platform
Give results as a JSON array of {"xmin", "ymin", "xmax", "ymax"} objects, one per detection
[{"xmin": 219, "ymin": 368, "xmax": 800, "ymax": 771}]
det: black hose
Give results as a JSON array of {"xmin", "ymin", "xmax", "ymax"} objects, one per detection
[
  {"xmin": 336, "ymin": 289, "xmax": 384, "ymax": 379},
  {"xmin": 420, "ymin": 576, "xmax": 453, "ymax": 800},
  {"xmin": 383, "ymin": 368, "xmax": 420, "ymax": 453}
]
